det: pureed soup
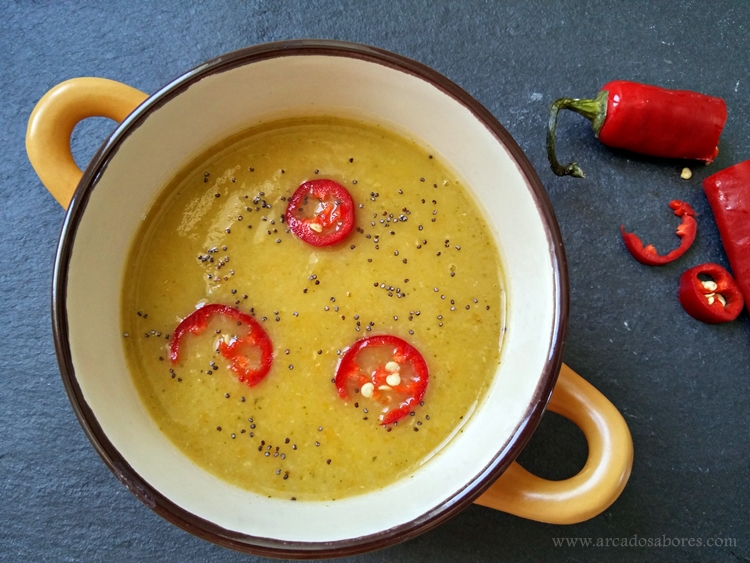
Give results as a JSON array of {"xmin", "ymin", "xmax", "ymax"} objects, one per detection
[{"xmin": 122, "ymin": 117, "xmax": 505, "ymax": 501}]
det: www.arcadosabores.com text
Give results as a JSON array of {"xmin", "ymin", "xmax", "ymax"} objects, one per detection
[{"xmin": 552, "ymin": 535, "xmax": 737, "ymax": 548}]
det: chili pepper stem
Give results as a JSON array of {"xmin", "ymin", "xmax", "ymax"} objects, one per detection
[{"xmin": 546, "ymin": 91, "xmax": 608, "ymax": 178}]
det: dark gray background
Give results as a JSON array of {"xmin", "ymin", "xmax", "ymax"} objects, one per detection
[{"xmin": 2, "ymin": 1, "xmax": 748, "ymax": 562}]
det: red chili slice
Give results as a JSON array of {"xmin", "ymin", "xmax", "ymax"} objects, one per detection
[
  {"xmin": 621, "ymin": 200, "xmax": 697, "ymax": 266},
  {"xmin": 170, "ymin": 303, "xmax": 273, "ymax": 387},
  {"xmin": 678, "ymin": 263, "xmax": 744, "ymax": 324},
  {"xmin": 335, "ymin": 335, "xmax": 429, "ymax": 426},
  {"xmin": 285, "ymin": 179, "xmax": 355, "ymax": 247}
]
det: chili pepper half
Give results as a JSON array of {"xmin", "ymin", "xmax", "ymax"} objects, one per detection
[
  {"xmin": 286, "ymin": 179, "xmax": 355, "ymax": 247},
  {"xmin": 547, "ymin": 80, "xmax": 727, "ymax": 177},
  {"xmin": 678, "ymin": 263, "xmax": 743, "ymax": 324},
  {"xmin": 335, "ymin": 335, "xmax": 429, "ymax": 426},
  {"xmin": 170, "ymin": 304, "xmax": 274, "ymax": 387},
  {"xmin": 621, "ymin": 200, "xmax": 697, "ymax": 266},
  {"xmin": 703, "ymin": 159, "xmax": 750, "ymax": 311}
]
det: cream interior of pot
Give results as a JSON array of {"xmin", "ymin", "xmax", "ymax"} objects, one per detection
[{"xmin": 63, "ymin": 54, "xmax": 559, "ymax": 542}]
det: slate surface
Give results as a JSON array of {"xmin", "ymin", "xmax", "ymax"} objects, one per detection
[{"xmin": 2, "ymin": 1, "xmax": 748, "ymax": 562}]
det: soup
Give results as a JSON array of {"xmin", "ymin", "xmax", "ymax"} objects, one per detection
[{"xmin": 122, "ymin": 117, "xmax": 505, "ymax": 501}]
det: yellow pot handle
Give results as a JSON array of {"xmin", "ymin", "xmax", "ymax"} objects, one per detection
[
  {"xmin": 474, "ymin": 363, "xmax": 633, "ymax": 524},
  {"xmin": 26, "ymin": 78, "xmax": 148, "ymax": 209}
]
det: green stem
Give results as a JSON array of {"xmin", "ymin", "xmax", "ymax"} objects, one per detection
[{"xmin": 546, "ymin": 91, "xmax": 608, "ymax": 178}]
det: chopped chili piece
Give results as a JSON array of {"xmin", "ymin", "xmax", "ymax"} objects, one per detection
[
  {"xmin": 547, "ymin": 80, "xmax": 727, "ymax": 177},
  {"xmin": 170, "ymin": 304, "xmax": 273, "ymax": 387},
  {"xmin": 621, "ymin": 200, "xmax": 697, "ymax": 266},
  {"xmin": 335, "ymin": 335, "xmax": 428, "ymax": 425},
  {"xmin": 678, "ymin": 263, "xmax": 743, "ymax": 324},
  {"xmin": 286, "ymin": 179, "xmax": 355, "ymax": 246},
  {"xmin": 703, "ymin": 159, "xmax": 750, "ymax": 310}
]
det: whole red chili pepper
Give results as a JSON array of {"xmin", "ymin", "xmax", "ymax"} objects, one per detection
[
  {"xmin": 678, "ymin": 263, "xmax": 743, "ymax": 323},
  {"xmin": 621, "ymin": 200, "xmax": 697, "ymax": 266},
  {"xmin": 547, "ymin": 80, "xmax": 727, "ymax": 177},
  {"xmin": 703, "ymin": 159, "xmax": 750, "ymax": 310}
]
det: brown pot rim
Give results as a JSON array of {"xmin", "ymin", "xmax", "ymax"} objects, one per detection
[{"xmin": 52, "ymin": 39, "xmax": 569, "ymax": 559}]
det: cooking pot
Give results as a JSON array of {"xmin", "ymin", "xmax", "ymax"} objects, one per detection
[{"xmin": 26, "ymin": 40, "xmax": 632, "ymax": 559}]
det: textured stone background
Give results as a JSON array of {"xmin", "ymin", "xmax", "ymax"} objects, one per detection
[{"xmin": 2, "ymin": 1, "xmax": 749, "ymax": 562}]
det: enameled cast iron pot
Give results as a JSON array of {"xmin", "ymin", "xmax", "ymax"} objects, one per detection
[{"xmin": 27, "ymin": 40, "xmax": 633, "ymax": 559}]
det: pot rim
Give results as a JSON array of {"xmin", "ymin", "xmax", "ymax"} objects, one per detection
[{"xmin": 52, "ymin": 39, "xmax": 569, "ymax": 559}]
